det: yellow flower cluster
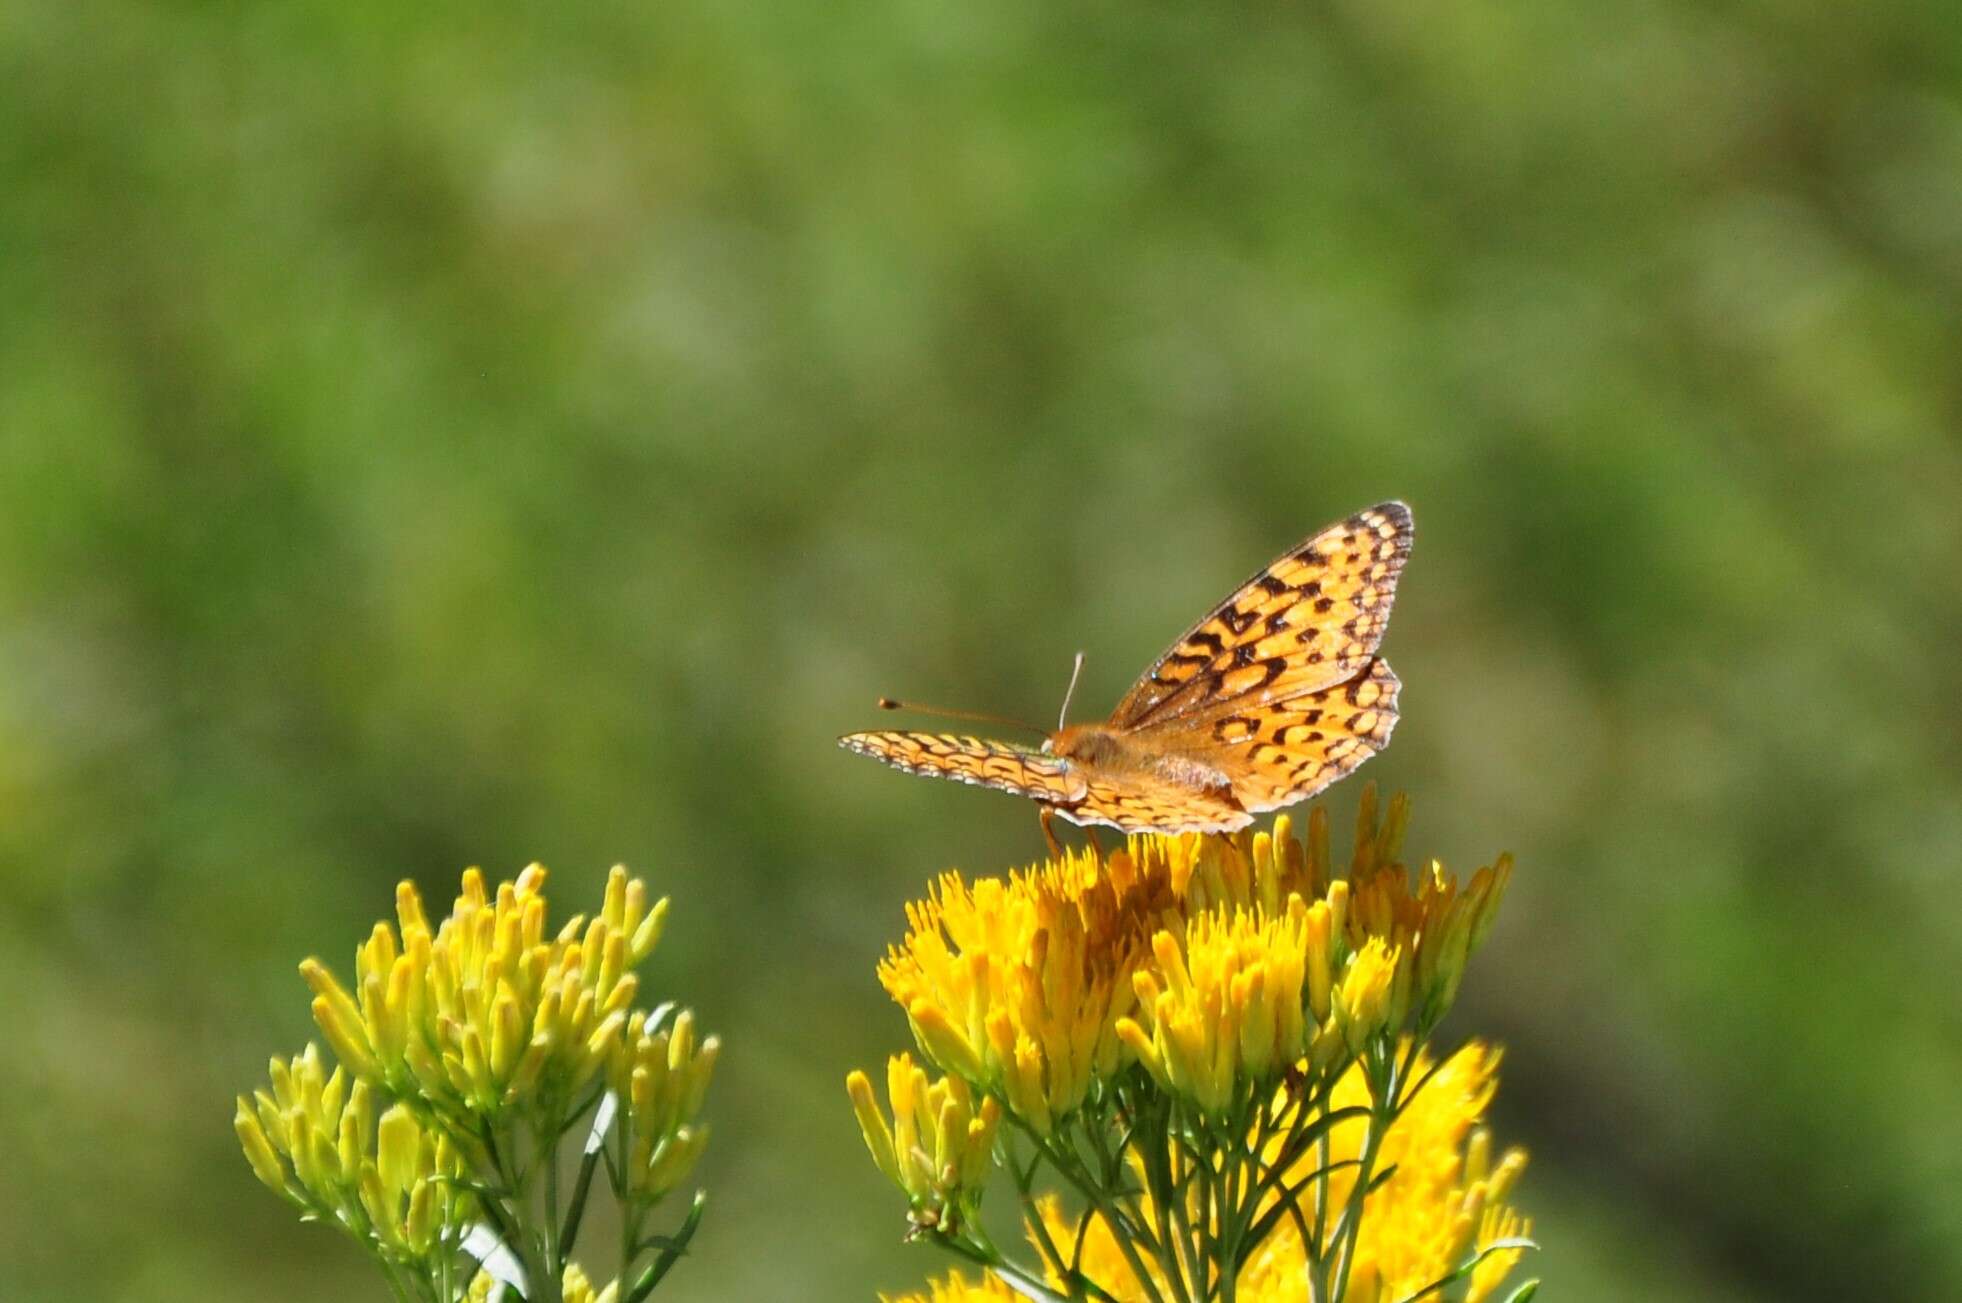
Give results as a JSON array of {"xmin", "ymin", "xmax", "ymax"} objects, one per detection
[
  {"xmin": 877, "ymin": 845, "xmax": 1155, "ymax": 1132},
  {"xmin": 609, "ymin": 1008, "xmax": 719, "ymax": 1203},
  {"xmin": 234, "ymin": 1044, "xmax": 471, "ymax": 1263},
  {"xmin": 884, "ymin": 1043, "xmax": 1529, "ymax": 1303},
  {"xmin": 467, "ymin": 1262, "xmax": 618, "ymax": 1303},
  {"xmin": 848, "ymin": 1053, "xmax": 1002, "ymax": 1234},
  {"xmin": 301, "ymin": 864, "xmax": 667, "ymax": 1119}
]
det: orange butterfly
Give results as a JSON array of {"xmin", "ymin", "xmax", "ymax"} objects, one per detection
[{"xmin": 840, "ymin": 502, "xmax": 1411, "ymax": 844}]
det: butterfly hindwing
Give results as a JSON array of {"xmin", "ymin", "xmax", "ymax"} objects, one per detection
[
  {"xmin": 1112, "ymin": 502, "xmax": 1413, "ymax": 731},
  {"xmin": 1055, "ymin": 774, "xmax": 1253, "ymax": 835}
]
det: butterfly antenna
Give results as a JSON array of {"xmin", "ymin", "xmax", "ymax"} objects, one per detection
[
  {"xmin": 876, "ymin": 697, "xmax": 1046, "ymax": 736},
  {"xmin": 1057, "ymin": 651, "xmax": 1086, "ymax": 731}
]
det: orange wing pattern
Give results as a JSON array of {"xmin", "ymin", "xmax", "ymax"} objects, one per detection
[
  {"xmin": 838, "ymin": 731, "xmax": 1087, "ymax": 803},
  {"xmin": 1112, "ymin": 503, "xmax": 1412, "ymax": 732},
  {"xmin": 1186, "ymin": 657, "xmax": 1401, "ymax": 813}
]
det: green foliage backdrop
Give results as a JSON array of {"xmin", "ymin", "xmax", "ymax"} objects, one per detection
[{"xmin": 3, "ymin": 1, "xmax": 1960, "ymax": 1299}]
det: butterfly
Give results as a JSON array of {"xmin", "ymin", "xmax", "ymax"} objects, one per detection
[{"xmin": 839, "ymin": 502, "xmax": 1411, "ymax": 841}]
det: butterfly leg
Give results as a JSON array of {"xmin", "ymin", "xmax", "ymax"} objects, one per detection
[
  {"xmin": 1038, "ymin": 806, "xmax": 1064, "ymax": 859},
  {"xmin": 1081, "ymin": 823, "xmax": 1106, "ymax": 860}
]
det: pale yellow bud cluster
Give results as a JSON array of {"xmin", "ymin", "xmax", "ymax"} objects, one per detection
[
  {"xmin": 467, "ymin": 1262, "xmax": 620, "ymax": 1303},
  {"xmin": 847, "ymin": 1054, "xmax": 1002, "ymax": 1235},
  {"xmin": 609, "ymin": 1008, "xmax": 719, "ymax": 1203},
  {"xmin": 301, "ymin": 864, "xmax": 668, "ymax": 1119},
  {"xmin": 234, "ymin": 1044, "xmax": 469, "ymax": 1263}
]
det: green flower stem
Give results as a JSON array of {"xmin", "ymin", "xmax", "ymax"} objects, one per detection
[
  {"xmin": 373, "ymin": 1256, "xmax": 415, "ymax": 1303},
  {"xmin": 1008, "ymin": 1113, "xmax": 1168, "ymax": 1303},
  {"xmin": 1163, "ymin": 1140, "xmax": 1204, "ymax": 1302},
  {"xmin": 1262, "ymin": 1101, "xmax": 1369, "ymax": 1189},
  {"xmin": 484, "ymin": 1122, "xmax": 561, "ymax": 1303},
  {"xmin": 544, "ymin": 1120, "xmax": 563, "ymax": 1271},
  {"xmin": 437, "ymin": 1226, "xmax": 456, "ymax": 1303},
  {"xmin": 555, "ymin": 1087, "xmax": 611, "ymax": 1273},
  {"xmin": 936, "ymin": 1235, "xmax": 1071, "ymax": 1303},
  {"xmin": 1077, "ymin": 1099, "xmax": 1174, "ymax": 1298},
  {"xmin": 623, "ymin": 1190, "xmax": 706, "ymax": 1303},
  {"xmin": 615, "ymin": 1128, "xmax": 641, "ymax": 1292},
  {"xmin": 1004, "ymin": 1132, "xmax": 1118, "ymax": 1303},
  {"xmin": 1326, "ymin": 1048, "xmax": 1399, "ymax": 1303},
  {"xmin": 1124, "ymin": 1090, "xmax": 1193, "ymax": 1303},
  {"xmin": 1241, "ymin": 1158, "xmax": 1362, "ymax": 1249},
  {"xmin": 558, "ymin": 1133, "xmax": 605, "ymax": 1272},
  {"xmin": 1310, "ymin": 1128, "xmax": 1332, "ymax": 1290},
  {"xmin": 1068, "ymin": 1204, "xmax": 1099, "ymax": 1282},
  {"xmin": 1013, "ymin": 1144, "xmax": 1075, "ymax": 1285}
]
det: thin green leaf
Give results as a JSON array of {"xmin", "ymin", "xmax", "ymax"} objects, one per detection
[
  {"xmin": 623, "ymin": 1189, "xmax": 707, "ymax": 1303},
  {"xmin": 1391, "ymin": 1238, "xmax": 1539, "ymax": 1303}
]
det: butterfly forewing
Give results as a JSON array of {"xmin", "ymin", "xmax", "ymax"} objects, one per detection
[
  {"xmin": 838, "ymin": 731, "xmax": 1087, "ymax": 803},
  {"xmin": 1112, "ymin": 502, "xmax": 1413, "ymax": 731}
]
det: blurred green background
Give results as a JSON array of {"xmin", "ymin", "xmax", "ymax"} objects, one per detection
[{"xmin": 4, "ymin": 0, "xmax": 1960, "ymax": 1299}]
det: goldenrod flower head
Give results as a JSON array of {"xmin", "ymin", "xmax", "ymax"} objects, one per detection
[
  {"xmin": 609, "ymin": 1007, "xmax": 719, "ymax": 1204},
  {"xmin": 847, "ymin": 1053, "xmax": 1001, "ymax": 1236},
  {"xmin": 300, "ymin": 864, "xmax": 666, "ymax": 1122},
  {"xmin": 1116, "ymin": 898, "xmax": 1316, "ymax": 1117},
  {"xmin": 467, "ymin": 1262, "xmax": 619, "ymax": 1303},
  {"xmin": 876, "ymin": 788, "xmax": 1506, "ymax": 1137},
  {"xmin": 235, "ymin": 1044, "xmax": 472, "ymax": 1263}
]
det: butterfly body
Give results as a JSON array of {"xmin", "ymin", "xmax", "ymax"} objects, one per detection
[
  {"xmin": 1046, "ymin": 724, "xmax": 1238, "ymax": 803},
  {"xmin": 842, "ymin": 503, "xmax": 1412, "ymax": 835}
]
